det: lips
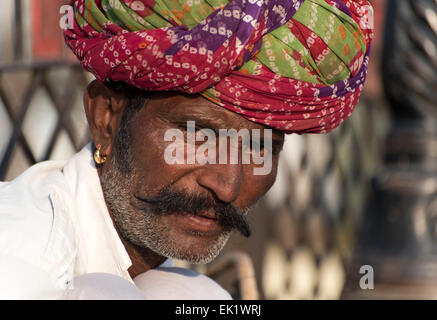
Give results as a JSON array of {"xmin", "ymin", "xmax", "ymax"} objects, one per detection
[
  {"xmin": 180, "ymin": 211, "xmax": 222, "ymax": 234},
  {"xmin": 196, "ymin": 210, "xmax": 218, "ymax": 220}
]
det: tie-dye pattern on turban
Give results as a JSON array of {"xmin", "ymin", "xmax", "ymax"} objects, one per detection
[{"xmin": 64, "ymin": 0, "xmax": 373, "ymax": 134}]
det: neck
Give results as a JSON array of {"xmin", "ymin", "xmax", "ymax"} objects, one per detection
[{"xmin": 120, "ymin": 237, "xmax": 167, "ymax": 279}]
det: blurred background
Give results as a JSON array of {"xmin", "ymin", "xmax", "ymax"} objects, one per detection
[{"xmin": 1, "ymin": 0, "xmax": 436, "ymax": 300}]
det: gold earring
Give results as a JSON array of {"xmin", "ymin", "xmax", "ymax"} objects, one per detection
[{"xmin": 94, "ymin": 144, "xmax": 107, "ymax": 165}]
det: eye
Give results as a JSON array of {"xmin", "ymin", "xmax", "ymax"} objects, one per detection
[
  {"xmin": 177, "ymin": 123, "xmax": 206, "ymax": 133},
  {"xmin": 249, "ymin": 139, "xmax": 264, "ymax": 153}
]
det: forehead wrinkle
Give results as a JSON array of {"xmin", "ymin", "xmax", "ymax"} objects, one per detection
[{"xmin": 155, "ymin": 101, "xmax": 240, "ymax": 129}]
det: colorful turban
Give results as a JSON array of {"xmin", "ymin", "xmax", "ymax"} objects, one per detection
[{"xmin": 64, "ymin": 0, "xmax": 373, "ymax": 134}]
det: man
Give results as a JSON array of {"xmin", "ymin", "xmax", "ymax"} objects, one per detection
[{"xmin": 0, "ymin": 0, "xmax": 372, "ymax": 299}]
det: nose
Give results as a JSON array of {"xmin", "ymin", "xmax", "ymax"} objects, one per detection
[{"xmin": 196, "ymin": 162, "xmax": 243, "ymax": 204}]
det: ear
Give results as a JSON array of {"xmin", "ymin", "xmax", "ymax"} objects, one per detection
[{"xmin": 84, "ymin": 80, "xmax": 126, "ymax": 157}]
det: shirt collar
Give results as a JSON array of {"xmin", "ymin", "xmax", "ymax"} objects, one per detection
[{"xmin": 62, "ymin": 143, "xmax": 133, "ymax": 281}]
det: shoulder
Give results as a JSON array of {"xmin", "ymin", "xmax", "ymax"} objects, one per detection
[
  {"xmin": 0, "ymin": 160, "xmax": 66, "ymax": 254},
  {"xmin": 134, "ymin": 267, "xmax": 233, "ymax": 300},
  {"xmin": 0, "ymin": 160, "xmax": 76, "ymax": 298}
]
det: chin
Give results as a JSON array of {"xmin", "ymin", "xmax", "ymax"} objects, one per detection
[
  {"xmin": 142, "ymin": 223, "xmax": 232, "ymax": 265},
  {"xmin": 168, "ymin": 227, "xmax": 233, "ymax": 264}
]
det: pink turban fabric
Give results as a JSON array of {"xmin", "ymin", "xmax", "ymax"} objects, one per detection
[{"xmin": 64, "ymin": 0, "xmax": 373, "ymax": 134}]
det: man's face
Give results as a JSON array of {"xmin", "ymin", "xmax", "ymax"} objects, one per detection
[{"xmin": 99, "ymin": 92, "xmax": 284, "ymax": 264}]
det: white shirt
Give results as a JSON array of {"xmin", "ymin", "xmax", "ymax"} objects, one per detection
[{"xmin": 0, "ymin": 143, "xmax": 135, "ymax": 299}]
